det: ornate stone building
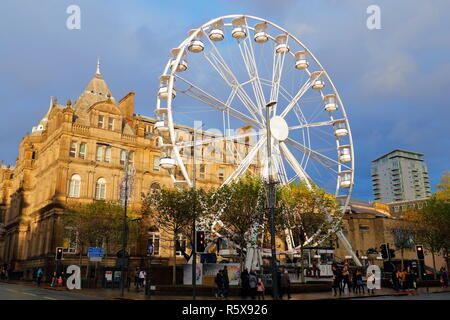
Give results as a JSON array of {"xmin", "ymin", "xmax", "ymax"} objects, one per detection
[{"xmin": 0, "ymin": 61, "xmax": 259, "ymax": 279}]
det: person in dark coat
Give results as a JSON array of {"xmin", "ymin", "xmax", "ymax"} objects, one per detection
[
  {"xmin": 280, "ymin": 270, "xmax": 291, "ymax": 299},
  {"xmin": 248, "ymin": 270, "xmax": 258, "ymax": 300},
  {"xmin": 240, "ymin": 268, "xmax": 249, "ymax": 298},
  {"xmin": 332, "ymin": 265, "xmax": 343, "ymax": 296},
  {"xmin": 222, "ymin": 266, "xmax": 230, "ymax": 298},
  {"xmin": 215, "ymin": 270, "xmax": 224, "ymax": 298}
]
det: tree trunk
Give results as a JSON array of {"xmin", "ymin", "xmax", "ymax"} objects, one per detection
[
  {"xmin": 300, "ymin": 244, "xmax": 305, "ymax": 284},
  {"xmin": 173, "ymin": 233, "xmax": 177, "ymax": 285},
  {"xmin": 432, "ymin": 251, "xmax": 437, "ymax": 280}
]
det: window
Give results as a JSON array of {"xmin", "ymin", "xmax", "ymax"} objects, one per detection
[
  {"xmin": 95, "ymin": 178, "xmax": 107, "ymax": 200},
  {"xmin": 148, "ymin": 232, "xmax": 160, "ymax": 256},
  {"xmin": 176, "ymin": 234, "xmax": 188, "ymax": 256},
  {"xmin": 79, "ymin": 143, "xmax": 86, "ymax": 159},
  {"xmin": 149, "ymin": 183, "xmax": 161, "ymax": 195},
  {"xmin": 394, "ymin": 206, "xmax": 400, "ymax": 213},
  {"xmin": 96, "ymin": 146, "xmax": 103, "ymax": 162},
  {"xmin": 153, "ymin": 156, "xmax": 160, "ymax": 171},
  {"xmin": 218, "ymin": 168, "xmax": 225, "ymax": 182},
  {"xmin": 108, "ymin": 118, "xmax": 114, "ymax": 130},
  {"xmin": 200, "ymin": 164, "xmax": 206, "ymax": 179},
  {"xmin": 63, "ymin": 228, "xmax": 77, "ymax": 253},
  {"xmin": 98, "ymin": 115, "xmax": 104, "ymax": 128},
  {"xmin": 120, "ymin": 150, "xmax": 127, "ymax": 165},
  {"xmin": 69, "ymin": 142, "xmax": 77, "ymax": 158},
  {"xmin": 68, "ymin": 174, "xmax": 81, "ymax": 198},
  {"xmin": 105, "ymin": 147, "xmax": 111, "ymax": 163},
  {"xmin": 129, "ymin": 151, "xmax": 134, "ymax": 165}
]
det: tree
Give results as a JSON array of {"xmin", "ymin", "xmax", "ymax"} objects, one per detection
[
  {"xmin": 142, "ymin": 187, "xmax": 209, "ymax": 284},
  {"xmin": 435, "ymin": 171, "xmax": 450, "ymax": 201},
  {"xmin": 62, "ymin": 201, "xmax": 140, "ymax": 280},
  {"xmin": 411, "ymin": 197, "xmax": 450, "ymax": 273},
  {"xmin": 390, "ymin": 223, "xmax": 416, "ymax": 271},
  {"xmin": 278, "ymin": 181, "xmax": 341, "ymax": 283},
  {"xmin": 213, "ymin": 175, "xmax": 266, "ymax": 270}
]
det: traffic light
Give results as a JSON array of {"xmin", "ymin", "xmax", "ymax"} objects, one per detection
[
  {"xmin": 380, "ymin": 243, "xmax": 388, "ymax": 259},
  {"xmin": 416, "ymin": 245, "xmax": 425, "ymax": 260},
  {"xmin": 389, "ymin": 249, "xmax": 396, "ymax": 259},
  {"xmin": 196, "ymin": 231, "xmax": 206, "ymax": 253},
  {"xmin": 55, "ymin": 247, "xmax": 64, "ymax": 261}
]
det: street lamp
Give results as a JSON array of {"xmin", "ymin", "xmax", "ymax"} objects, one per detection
[{"xmin": 265, "ymin": 101, "xmax": 279, "ymax": 299}]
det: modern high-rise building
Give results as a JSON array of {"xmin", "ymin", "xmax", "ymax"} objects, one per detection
[{"xmin": 371, "ymin": 149, "xmax": 431, "ymax": 203}]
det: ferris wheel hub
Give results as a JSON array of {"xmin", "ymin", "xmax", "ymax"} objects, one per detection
[{"xmin": 269, "ymin": 116, "xmax": 289, "ymax": 141}]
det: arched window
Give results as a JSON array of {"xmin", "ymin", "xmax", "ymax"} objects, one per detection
[
  {"xmin": 95, "ymin": 178, "xmax": 107, "ymax": 200},
  {"xmin": 68, "ymin": 174, "xmax": 81, "ymax": 198},
  {"xmin": 149, "ymin": 182, "xmax": 161, "ymax": 195}
]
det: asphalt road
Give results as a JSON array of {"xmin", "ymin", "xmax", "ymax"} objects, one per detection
[
  {"xmin": 354, "ymin": 291, "xmax": 450, "ymax": 300},
  {"xmin": 0, "ymin": 282, "xmax": 98, "ymax": 300}
]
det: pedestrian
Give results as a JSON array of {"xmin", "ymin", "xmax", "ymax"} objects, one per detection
[
  {"xmin": 134, "ymin": 267, "xmax": 140, "ymax": 290},
  {"xmin": 366, "ymin": 271, "xmax": 375, "ymax": 295},
  {"xmin": 341, "ymin": 263, "xmax": 350, "ymax": 294},
  {"xmin": 215, "ymin": 270, "xmax": 224, "ymax": 299},
  {"xmin": 222, "ymin": 266, "xmax": 230, "ymax": 298},
  {"xmin": 248, "ymin": 270, "xmax": 257, "ymax": 300},
  {"xmin": 391, "ymin": 269, "xmax": 399, "ymax": 291},
  {"xmin": 57, "ymin": 275, "xmax": 63, "ymax": 287},
  {"xmin": 138, "ymin": 269, "xmax": 146, "ymax": 291},
  {"xmin": 36, "ymin": 268, "xmax": 44, "ymax": 287},
  {"xmin": 312, "ymin": 259, "xmax": 320, "ymax": 278},
  {"xmin": 332, "ymin": 265, "xmax": 342, "ymax": 296},
  {"xmin": 439, "ymin": 267, "xmax": 448, "ymax": 288},
  {"xmin": 256, "ymin": 277, "xmax": 265, "ymax": 300},
  {"xmin": 280, "ymin": 270, "xmax": 291, "ymax": 299},
  {"xmin": 351, "ymin": 269, "xmax": 358, "ymax": 293},
  {"xmin": 240, "ymin": 268, "xmax": 249, "ymax": 299},
  {"xmin": 356, "ymin": 270, "xmax": 364, "ymax": 294}
]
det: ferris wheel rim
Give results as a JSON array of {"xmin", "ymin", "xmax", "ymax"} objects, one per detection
[{"xmin": 155, "ymin": 14, "xmax": 354, "ymax": 212}]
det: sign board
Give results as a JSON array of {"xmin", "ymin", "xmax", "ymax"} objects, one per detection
[
  {"xmin": 105, "ymin": 271, "xmax": 113, "ymax": 282},
  {"xmin": 183, "ymin": 264, "xmax": 203, "ymax": 285},
  {"xmin": 88, "ymin": 247, "xmax": 103, "ymax": 262}
]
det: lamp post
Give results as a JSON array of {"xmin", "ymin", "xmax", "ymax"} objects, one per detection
[
  {"xmin": 265, "ymin": 101, "xmax": 279, "ymax": 299},
  {"xmin": 192, "ymin": 124, "xmax": 197, "ymax": 300}
]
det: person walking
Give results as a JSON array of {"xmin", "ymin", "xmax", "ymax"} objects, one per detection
[
  {"xmin": 391, "ymin": 269, "xmax": 400, "ymax": 291},
  {"xmin": 341, "ymin": 263, "xmax": 350, "ymax": 294},
  {"xmin": 134, "ymin": 267, "xmax": 140, "ymax": 291},
  {"xmin": 240, "ymin": 268, "xmax": 249, "ymax": 299},
  {"xmin": 215, "ymin": 270, "xmax": 224, "ymax": 299},
  {"xmin": 351, "ymin": 269, "xmax": 358, "ymax": 293},
  {"xmin": 366, "ymin": 271, "xmax": 375, "ymax": 295},
  {"xmin": 332, "ymin": 265, "xmax": 342, "ymax": 296},
  {"xmin": 248, "ymin": 270, "xmax": 257, "ymax": 300},
  {"xmin": 280, "ymin": 270, "xmax": 291, "ymax": 299},
  {"xmin": 36, "ymin": 268, "xmax": 44, "ymax": 287},
  {"xmin": 138, "ymin": 269, "xmax": 146, "ymax": 292},
  {"xmin": 356, "ymin": 270, "xmax": 364, "ymax": 294},
  {"xmin": 256, "ymin": 277, "xmax": 265, "ymax": 300},
  {"xmin": 222, "ymin": 266, "xmax": 230, "ymax": 299},
  {"xmin": 439, "ymin": 267, "xmax": 448, "ymax": 288}
]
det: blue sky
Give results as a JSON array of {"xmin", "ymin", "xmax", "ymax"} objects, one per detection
[{"xmin": 0, "ymin": 0, "xmax": 449, "ymax": 201}]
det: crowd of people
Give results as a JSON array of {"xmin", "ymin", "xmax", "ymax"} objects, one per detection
[{"xmin": 332, "ymin": 263, "xmax": 367, "ymax": 296}]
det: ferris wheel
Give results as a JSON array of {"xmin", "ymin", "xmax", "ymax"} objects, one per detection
[{"xmin": 154, "ymin": 15, "xmax": 360, "ymax": 265}]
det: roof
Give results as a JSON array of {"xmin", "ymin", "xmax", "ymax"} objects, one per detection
[{"xmin": 372, "ymin": 149, "xmax": 424, "ymax": 162}]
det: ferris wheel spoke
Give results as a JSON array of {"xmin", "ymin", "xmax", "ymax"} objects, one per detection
[
  {"xmin": 270, "ymin": 38, "xmax": 288, "ymax": 115},
  {"xmin": 175, "ymin": 74, "xmax": 262, "ymax": 128},
  {"xmin": 201, "ymin": 37, "xmax": 263, "ymax": 123},
  {"xmin": 272, "ymin": 145, "xmax": 289, "ymax": 185},
  {"xmin": 223, "ymin": 136, "xmax": 266, "ymax": 185},
  {"xmin": 238, "ymin": 25, "xmax": 267, "ymax": 112},
  {"xmin": 175, "ymin": 131, "xmax": 262, "ymax": 148},
  {"xmin": 279, "ymin": 141, "xmax": 312, "ymax": 188},
  {"xmin": 285, "ymin": 137, "xmax": 352, "ymax": 171},
  {"xmin": 289, "ymin": 119, "xmax": 342, "ymax": 131},
  {"xmin": 279, "ymin": 77, "xmax": 314, "ymax": 118}
]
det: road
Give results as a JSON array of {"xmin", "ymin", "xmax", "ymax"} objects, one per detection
[
  {"xmin": 354, "ymin": 291, "xmax": 450, "ymax": 300},
  {"xmin": 0, "ymin": 282, "xmax": 99, "ymax": 300}
]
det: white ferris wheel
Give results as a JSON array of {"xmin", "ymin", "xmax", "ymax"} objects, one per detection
[{"xmin": 154, "ymin": 15, "xmax": 360, "ymax": 265}]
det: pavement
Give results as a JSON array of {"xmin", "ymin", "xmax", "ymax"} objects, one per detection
[{"xmin": 1, "ymin": 279, "xmax": 449, "ymax": 300}]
